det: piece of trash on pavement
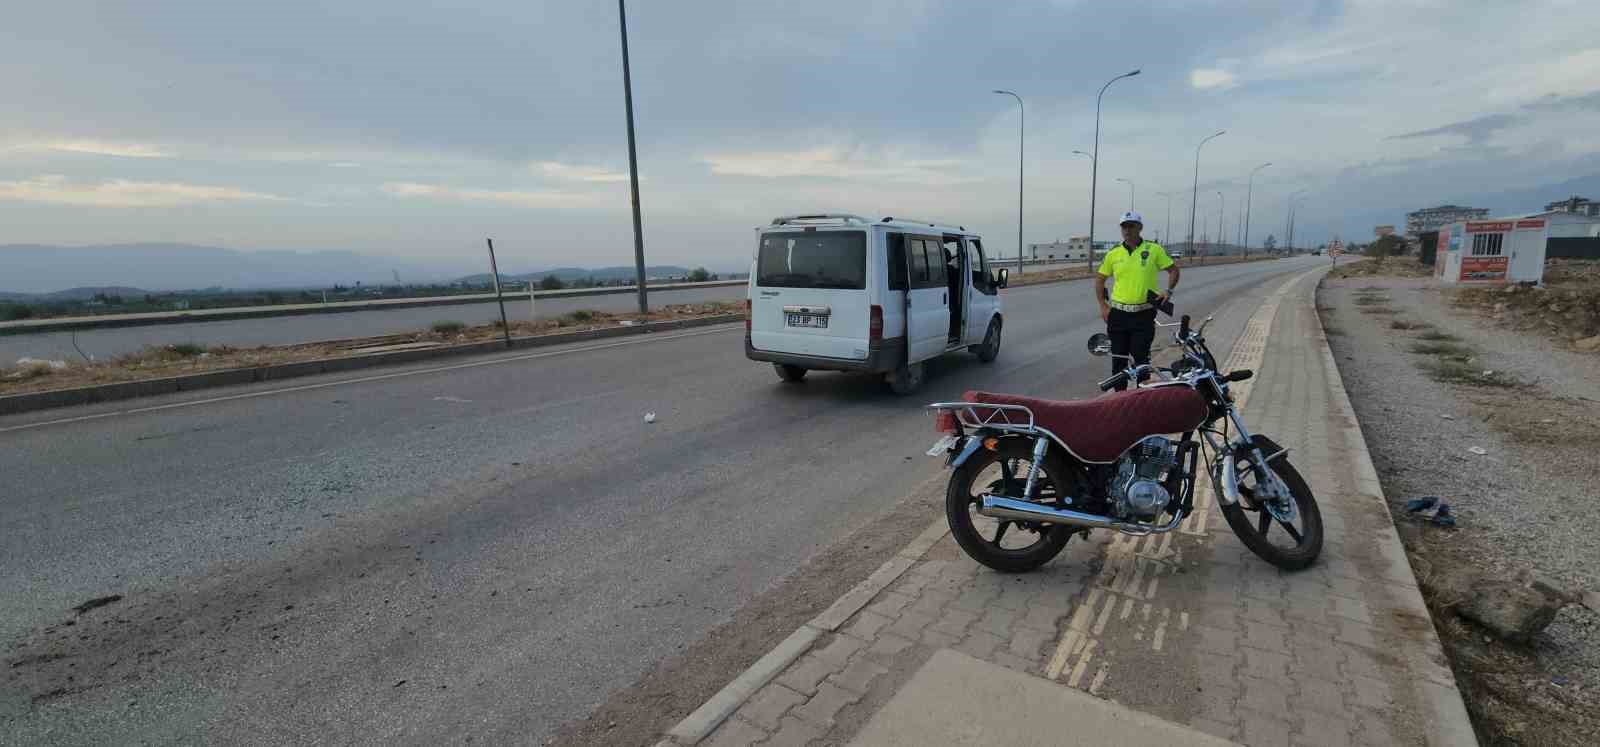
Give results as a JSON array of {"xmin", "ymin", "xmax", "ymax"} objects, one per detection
[
  {"xmin": 1468, "ymin": 446, "xmax": 1488, "ymax": 456},
  {"xmin": 1441, "ymin": 414, "xmax": 1454, "ymax": 420},
  {"xmin": 644, "ymin": 412, "xmax": 657, "ymax": 424},
  {"xmin": 619, "ymin": 320, "xmax": 638, "ymax": 327},
  {"xmin": 1404, "ymin": 496, "xmax": 1457, "ymax": 527},
  {"xmin": 1405, "ymin": 497, "xmax": 1439, "ymax": 513}
]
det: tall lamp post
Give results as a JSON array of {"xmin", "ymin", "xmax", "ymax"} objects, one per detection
[
  {"xmin": 1286, "ymin": 189, "xmax": 1307, "ymax": 254},
  {"xmin": 1115, "ymin": 177, "xmax": 1135, "ymax": 212},
  {"xmin": 1187, "ymin": 130, "xmax": 1226, "ymax": 259},
  {"xmin": 1156, "ymin": 191, "xmax": 1174, "ymax": 247},
  {"xmin": 994, "ymin": 90, "xmax": 1025, "ymax": 275},
  {"xmin": 1243, "ymin": 162, "xmax": 1271, "ymax": 258},
  {"xmin": 617, "ymin": 0, "xmax": 648, "ymax": 313},
  {"xmin": 1088, "ymin": 69, "xmax": 1141, "ymax": 269}
]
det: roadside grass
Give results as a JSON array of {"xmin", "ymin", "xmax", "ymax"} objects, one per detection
[
  {"xmin": 1360, "ymin": 306, "xmax": 1398, "ymax": 315},
  {"xmin": 1322, "ymin": 324, "xmax": 1345, "ymax": 336},
  {"xmin": 431, "ymin": 320, "xmax": 466, "ymax": 335},
  {"xmin": 1411, "ymin": 341, "xmax": 1474, "ymax": 359},
  {"xmin": 1353, "ymin": 295, "xmax": 1390, "ymax": 306},
  {"xmin": 1390, "ymin": 319, "xmax": 1432, "ymax": 331},
  {"xmin": 1417, "ymin": 330, "xmax": 1462, "ymax": 342},
  {"xmin": 1417, "ymin": 357, "xmax": 1521, "ymax": 387}
]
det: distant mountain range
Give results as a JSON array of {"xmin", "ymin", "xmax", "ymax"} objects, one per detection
[
  {"xmin": 0, "ymin": 243, "xmax": 439, "ymax": 295},
  {"xmin": 452, "ymin": 266, "xmax": 697, "ymax": 286},
  {"xmin": 0, "ymin": 244, "xmax": 738, "ymax": 296}
]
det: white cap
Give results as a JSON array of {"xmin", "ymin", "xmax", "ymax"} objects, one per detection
[{"xmin": 1119, "ymin": 211, "xmax": 1144, "ymax": 226}]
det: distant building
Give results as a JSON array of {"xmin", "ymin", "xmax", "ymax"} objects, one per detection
[
  {"xmin": 1028, "ymin": 237, "xmax": 1091, "ymax": 261},
  {"xmin": 1374, "ymin": 225, "xmax": 1395, "ymax": 238},
  {"xmin": 1405, "ymin": 205, "xmax": 1489, "ymax": 237},
  {"xmin": 1544, "ymin": 195, "xmax": 1599, "ymax": 217}
]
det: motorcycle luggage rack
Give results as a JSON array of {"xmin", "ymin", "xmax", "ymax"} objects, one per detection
[{"xmin": 926, "ymin": 402, "xmax": 1037, "ymax": 433}]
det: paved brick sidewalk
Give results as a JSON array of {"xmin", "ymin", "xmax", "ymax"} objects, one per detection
[{"xmin": 662, "ymin": 268, "xmax": 1474, "ymax": 747}]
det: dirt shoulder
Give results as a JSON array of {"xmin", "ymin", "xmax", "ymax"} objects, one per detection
[
  {"xmin": 1320, "ymin": 267, "xmax": 1600, "ymax": 745},
  {"xmin": 0, "ymin": 302, "xmax": 742, "ymax": 396}
]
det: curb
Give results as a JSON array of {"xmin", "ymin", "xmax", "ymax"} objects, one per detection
[
  {"xmin": 660, "ymin": 518, "xmax": 951, "ymax": 746},
  {"xmin": 1310, "ymin": 272, "xmax": 1480, "ymax": 746},
  {"xmin": 0, "ymin": 314, "xmax": 743, "ymax": 417}
]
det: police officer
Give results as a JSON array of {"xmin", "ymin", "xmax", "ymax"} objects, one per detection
[{"xmin": 1093, "ymin": 211, "xmax": 1180, "ymax": 391}]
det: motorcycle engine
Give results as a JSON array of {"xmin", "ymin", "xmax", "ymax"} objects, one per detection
[{"xmin": 1108, "ymin": 436, "xmax": 1180, "ymax": 519}]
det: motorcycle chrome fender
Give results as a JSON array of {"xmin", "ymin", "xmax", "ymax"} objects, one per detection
[{"xmin": 1209, "ymin": 441, "xmax": 1294, "ymax": 508}]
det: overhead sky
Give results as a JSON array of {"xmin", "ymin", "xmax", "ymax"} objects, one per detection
[{"xmin": 3, "ymin": 0, "xmax": 1599, "ymax": 273}]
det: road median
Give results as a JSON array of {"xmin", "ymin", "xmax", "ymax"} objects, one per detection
[{"xmin": 0, "ymin": 312, "xmax": 743, "ymax": 417}]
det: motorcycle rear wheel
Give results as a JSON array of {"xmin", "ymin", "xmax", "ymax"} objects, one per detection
[
  {"xmin": 945, "ymin": 439, "xmax": 1076, "ymax": 573},
  {"xmin": 1219, "ymin": 435, "xmax": 1324, "ymax": 570}
]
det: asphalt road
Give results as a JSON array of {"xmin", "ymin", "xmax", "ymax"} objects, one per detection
[{"xmin": 0, "ymin": 256, "xmax": 1323, "ymax": 744}]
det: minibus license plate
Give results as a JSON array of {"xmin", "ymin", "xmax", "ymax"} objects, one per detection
[{"xmin": 786, "ymin": 313, "xmax": 828, "ymax": 328}]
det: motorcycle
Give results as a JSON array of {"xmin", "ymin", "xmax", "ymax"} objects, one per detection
[{"xmin": 926, "ymin": 313, "xmax": 1323, "ymax": 572}]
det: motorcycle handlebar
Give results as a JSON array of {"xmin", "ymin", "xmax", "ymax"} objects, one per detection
[{"xmin": 1098, "ymin": 371, "xmax": 1130, "ymax": 392}]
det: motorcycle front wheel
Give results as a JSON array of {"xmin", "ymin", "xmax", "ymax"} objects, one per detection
[
  {"xmin": 945, "ymin": 439, "xmax": 1076, "ymax": 573},
  {"xmin": 1219, "ymin": 435, "xmax": 1324, "ymax": 570}
]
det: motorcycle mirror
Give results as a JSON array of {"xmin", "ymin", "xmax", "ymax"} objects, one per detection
[{"xmin": 1087, "ymin": 333, "xmax": 1113, "ymax": 357}]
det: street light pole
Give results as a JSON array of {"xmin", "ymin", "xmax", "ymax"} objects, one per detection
[
  {"xmin": 1217, "ymin": 191, "xmax": 1225, "ymax": 255},
  {"xmin": 994, "ymin": 90, "xmax": 1025, "ymax": 275},
  {"xmin": 1286, "ymin": 189, "xmax": 1307, "ymax": 254},
  {"xmin": 617, "ymin": 0, "xmax": 648, "ymax": 313},
  {"xmin": 1115, "ymin": 177, "xmax": 1134, "ymax": 212},
  {"xmin": 1089, "ymin": 69, "xmax": 1141, "ymax": 269},
  {"xmin": 1156, "ymin": 191, "xmax": 1174, "ymax": 248},
  {"xmin": 1244, "ymin": 162, "xmax": 1271, "ymax": 259},
  {"xmin": 1187, "ymin": 130, "xmax": 1225, "ymax": 259}
]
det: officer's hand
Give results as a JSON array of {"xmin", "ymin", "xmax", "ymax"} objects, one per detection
[
  {"xmin": 1155, "ymin": 290, "xmax": 1169, "ymax": 303},
  {"xmin": 1098, "ymin": 304, "xmax": 1110, "ymax": 322}
]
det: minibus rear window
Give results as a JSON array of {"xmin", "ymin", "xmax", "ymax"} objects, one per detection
[{"xmin": 757, "ymin": 231, "xmax": 866, "ymax": 290}]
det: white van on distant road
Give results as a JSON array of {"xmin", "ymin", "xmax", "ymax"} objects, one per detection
[{"xmin": 744, "ymin": 214, "xmax": 1007, "ymax": 394}]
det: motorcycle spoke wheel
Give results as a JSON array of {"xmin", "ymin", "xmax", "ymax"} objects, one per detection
[{"xmin": 945, "ymin": 442, "xmax": 1077, "ymax": 573}]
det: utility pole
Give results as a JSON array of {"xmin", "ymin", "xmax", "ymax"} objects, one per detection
[
  {"xmin": 486, "ymin": 238, "xmax": 511, "ymax": 348},
  {"xmin": 617, "ymin": 0, "xmax": 648, "ymax": 313}
]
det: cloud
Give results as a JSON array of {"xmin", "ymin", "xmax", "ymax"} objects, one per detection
[
  {"xmin": 0, "ymin": 175, "xmax": 285, "ymax": 207},
  {"xmin": 1189, "ymin": 69, "xmax": 1237, "ymax": 90},
  {"xmin": 702, "ymin": 145, "xmax": 973, "ymax": 185},
  {"xmin": 1388, "ymin": 113, "xmax": 1523, "ymax": 144},
  {"xmin": 534, "ymin": 161, "xmax": 630, "ymax": 183},
  {"xmin": 1523, "ymin": 89, "xmax": 1600, "ymax": 114},
  {"xmin": 380, "ymin": 182, "xmax": 601, "ymax": 209},
  {"xmin": 6, "ymin": 139, "xmax": 171, "ymax": 158}
]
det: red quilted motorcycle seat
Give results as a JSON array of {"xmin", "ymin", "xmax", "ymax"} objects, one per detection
[{"xmin": 959, "ymin": 386, "xmax": 1209, "ymax": 463}]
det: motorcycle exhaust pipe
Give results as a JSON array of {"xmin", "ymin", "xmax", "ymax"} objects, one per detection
[{"xmin": 977, "ymin": 495, "xmax": 1116, "ymax": 529}]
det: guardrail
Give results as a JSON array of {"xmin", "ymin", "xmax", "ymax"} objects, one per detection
[{"xmin": 0, "ymin": 279, "xmax": 749, "ymax": 335}]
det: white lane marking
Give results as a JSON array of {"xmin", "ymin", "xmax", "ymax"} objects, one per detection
[{"xmin": 0, "ymin": 326, "xmax": 736, "ymax": 434}]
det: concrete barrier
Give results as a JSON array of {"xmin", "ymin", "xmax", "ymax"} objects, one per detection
[{"xmin": 0, "ymin": 314, "xmax": 744, "ymax": 417}]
